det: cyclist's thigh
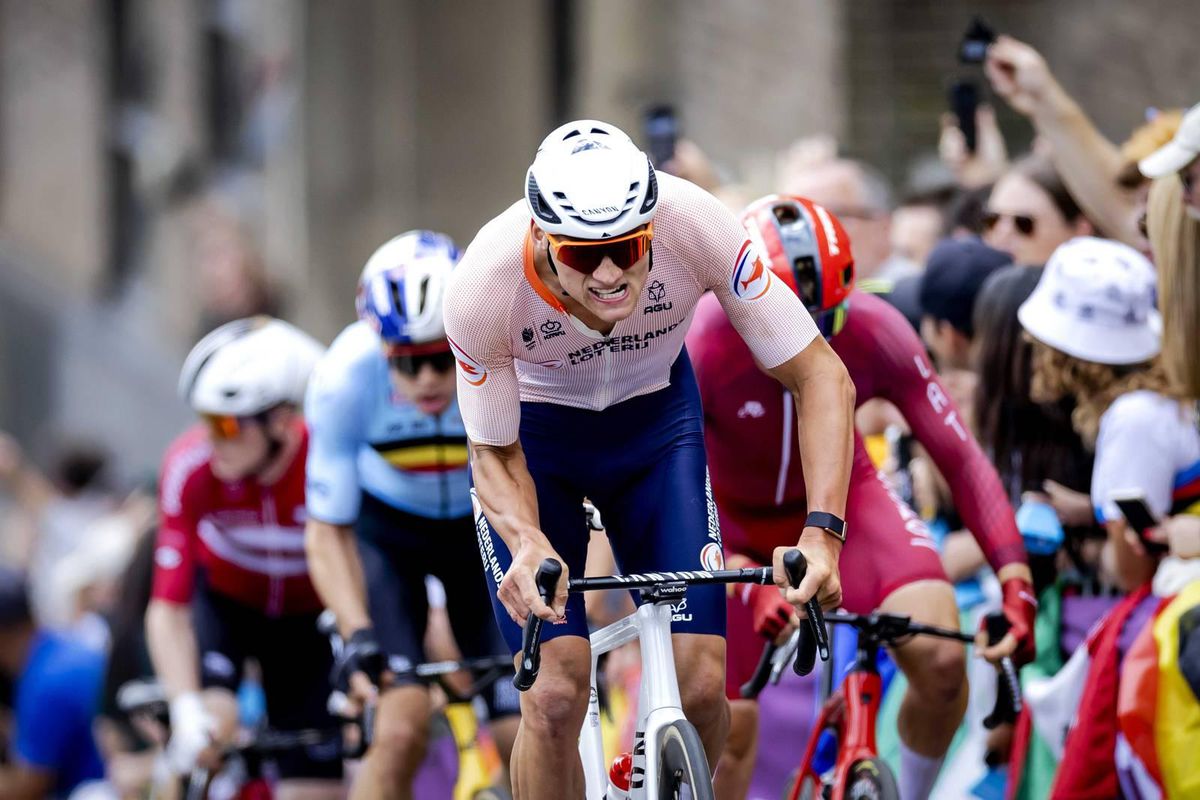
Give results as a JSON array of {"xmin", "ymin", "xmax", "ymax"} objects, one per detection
[
  {"xmin": 719, "ymin": 510, "xmax": 799, "ymax": 699},
  {"xmin": 355, "ymin": 493, "xmax": 432, "ymax": 679},
  {"xmin": 191, "ymin": 576, "xmax": 247, "ymax": 692},
  {"xmin": 254, "ymin": 611, "xmax": 344, "ymax": 780},
  {"xmin": 473, "ymin": 465, "xmax": 591, "ymax": 654},
  {"xmin": 838, "ymin": 466, "xmax": 947, "ymax": 614},
  {"xmin": 604, "ymin": 443, "xmax": 724, "ymax": 638},
  {"xmin": 433, "ymin": 514, "xmax": 522, "ymax": 718}
]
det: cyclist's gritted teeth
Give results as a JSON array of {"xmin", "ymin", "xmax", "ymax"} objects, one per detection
[{"xmin": 588, "ymin": 283, "xmax": 629, "ymax": 304}]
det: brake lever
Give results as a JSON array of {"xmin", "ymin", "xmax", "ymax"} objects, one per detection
[{"xmin": 770, "ymin": 628, "xmax": 801, "ymax": 685}]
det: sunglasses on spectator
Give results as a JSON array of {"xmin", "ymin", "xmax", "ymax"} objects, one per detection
[
  {"xmin": 546, "ymin": 224, "xmax": 653, "ymax": 274},
  {"xmin": 386, "ymin": 343, "xmax": 456, "ymax": 377},
  {"xmin": 982, "ymin": 211, "xmax": 1036, "ymax": 237}
]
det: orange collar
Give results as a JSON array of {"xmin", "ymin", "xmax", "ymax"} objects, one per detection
[{"xmin": 524, "ymin": 222, "xmax": 567, "ymax": 314}]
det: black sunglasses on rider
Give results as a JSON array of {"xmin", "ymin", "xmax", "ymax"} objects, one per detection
[{"xmin": 388, "ymin": 349, "xmax": 456, "ymax": 376}]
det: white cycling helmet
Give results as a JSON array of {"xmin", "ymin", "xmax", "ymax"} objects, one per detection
[
  {"xmin": 525, "ymin": 119, "xmax": 658, "ymax": 239},
  {"xmin": 179, "ymin": 316, "xmax": 325, "ymax": 416},
  {"xmin": 355, "ymin": 230, "xmax": 458, "ymax": 346}
]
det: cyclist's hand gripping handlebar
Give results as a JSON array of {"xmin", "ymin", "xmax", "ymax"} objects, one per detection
[
  {"xmin": 782, "ymin": 549, "xmax": 830, "ymax": 676},
  {"xmin": 514, "ymin": 558, "xmax": 563, "ymax": 692},
  {"xmin": 983, "ymin": 612, "xmax": 1023, "ymax": 729}
]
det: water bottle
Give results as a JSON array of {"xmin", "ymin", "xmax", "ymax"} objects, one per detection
[
  {"xmin": 1016, "ymin": 497, "xmax": 1064, "ymax": 556},
  {"xmin": 606, "ymin": 752, "xmax": 633, "ymax": 799}
]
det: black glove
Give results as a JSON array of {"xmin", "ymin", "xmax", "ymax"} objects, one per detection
[{"xmin": 331, "ymin": 627, "xmax": 385, "ymax": 691}]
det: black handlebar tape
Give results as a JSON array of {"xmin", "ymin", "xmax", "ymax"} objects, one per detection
[
  {"xmin": 513, "ymin": 559, "xmax": 564, "ymax": 692},
  {"xmin": 740, "ymin": 641, "xmax": 779, "ymax": 699},
  {"xmin": 783, "ymin": 549, "xmax": 830, "ymax": 676},
  {"xmin": 982, "ymin": 612, "xmax": 1023, "ymax": 727}
]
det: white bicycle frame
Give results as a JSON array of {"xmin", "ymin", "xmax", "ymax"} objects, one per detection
[{"xmin": 578, "ymin": 598, "xmax": 692, "ymax": 800}]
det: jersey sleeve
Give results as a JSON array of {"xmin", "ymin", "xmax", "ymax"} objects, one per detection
[
  {"xmin": 663, "ymin": 176, "xmax": 819, "ymax": 368},
  {"xmin": 443, "ymin": 239, "xmax": 523, "ymax": 447},
  {"xmin": 304, "ymin": 356, "xmax": 368, "ymax": 524},
  {"xmin": 868, "ymin": 303, "xmax": 1027, "ymax": 570},
  {"xmin": 1091, "ymin": 393, "xmax": 1180, "ymax": 522},
  {"xmin": 152, "ymin": 446, "xmax": 201, "ymax": 605}
]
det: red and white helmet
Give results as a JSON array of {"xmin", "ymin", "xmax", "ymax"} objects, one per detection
[{"xmin": 740, "ymin": 195, "xmax": 855, "ymax": 318}]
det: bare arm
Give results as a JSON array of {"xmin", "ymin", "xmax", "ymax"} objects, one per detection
[
  {"xmin": 304, "ymin": 518, "xmax": 371, "ymax": 638},
  {"xmin": 766, "ymin": 335, "xmax": 855, "ymax": 608},
  {"xmin": 144, "ymin": 599, "xmax": 201, "ymax": 699},
  {"xmin": 986, "ymin": 36, "xmax": 1140, "ymax": 246},
  {"xmin": 469, "ymin": 440, "xmax": 568, "ymax": 623},
  {"xmin": 1104, "ymin": 519, "xmax": 1157, "ymax": 591}
]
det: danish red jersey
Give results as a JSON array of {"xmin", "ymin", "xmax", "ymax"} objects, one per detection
[
  {"xmin": 687, "ymin": 289, "xmax": 1025, "ymax": 571},
  {"xmin": 151, "ymin": 423, "xmax": 322, "ymax": 617}
]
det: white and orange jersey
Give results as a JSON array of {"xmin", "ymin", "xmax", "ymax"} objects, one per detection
[{"xmin": 444, "ymin": 173, "xmax": 819, "ymax": 446}]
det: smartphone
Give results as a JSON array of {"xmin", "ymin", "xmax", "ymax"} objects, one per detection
[
  {"xmin": 958, "ymin": 16, "xmax": 997, "ymax": 64},
  {"xmin": 1110, "ymin": 489, "xmax": 1170, "ymax": 555},
  {"xmin": 949, "ymin": 80, "xmax": 980, "ymax": 154},
  {"xmin": 643, "ymin": 105, "xmax": 678, "ymax": 168}
]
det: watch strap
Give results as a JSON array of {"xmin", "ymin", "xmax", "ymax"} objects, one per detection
[{"xmin": 805, "ymin": 511, "xmax": 847, "ymax": 542}]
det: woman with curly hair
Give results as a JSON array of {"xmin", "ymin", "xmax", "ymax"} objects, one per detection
[{"xmin": 1018, "ymin": 237, "xmax": 1200, "ymax": 591}]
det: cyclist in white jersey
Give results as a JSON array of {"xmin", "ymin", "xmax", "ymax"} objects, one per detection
[{"xmin": 444, "ymin": 120, "xmax": 857, "ymax": 799}]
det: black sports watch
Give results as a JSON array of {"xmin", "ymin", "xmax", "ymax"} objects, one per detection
[{"xmin": 805, "ymin": 511, "xmax": 847, "ymax": 543}]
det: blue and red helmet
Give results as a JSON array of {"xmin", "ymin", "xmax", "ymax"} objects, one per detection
[
  {"xmin": 740, "ymin": 195, "xmax": 855, "ymax": 337},
  {"xmin": 355, "ymin": 230, "xmax": 459, "ymax": 349}
]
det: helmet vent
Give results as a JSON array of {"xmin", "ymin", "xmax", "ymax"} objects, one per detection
[
  {"xmin": 527, "ymin": 174, "xmax": 562, "ymax": 224},
  {"xmin": 390, "ymin": 279, "xmax": 405, "ymax": 319},
  {"xmin": 417, "ymin": 275, "xmax": 431, "ymax": 313},
  {"xmin": 639, "ymin": 158, "xmax": 658, "ymax": 214},
  {"xmin": 774, "ymin": 204, "xmax": 801, "ymax": 225}
]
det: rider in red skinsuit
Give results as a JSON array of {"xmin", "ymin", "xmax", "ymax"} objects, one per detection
[{"xmin": 687, "ymin": 195, "xmax": 1036, "ymax": 800}]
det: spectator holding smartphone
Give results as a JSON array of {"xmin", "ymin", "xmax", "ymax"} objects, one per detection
[{"xmin": 1018, "ymin": 237, "xmax": 1196, "ymax": 591}]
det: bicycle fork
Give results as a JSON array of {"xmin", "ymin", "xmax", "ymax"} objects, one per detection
[
  {"xmin": 788, "ymin": 669, "xmax": 884, "ymax": 800},
  {"xmin": 580, "ymin": 597, "xmax": 686, "ymax": 799}
]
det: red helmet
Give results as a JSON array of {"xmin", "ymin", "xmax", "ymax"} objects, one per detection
[{"xmin": 739, "ymin": 194, "xmax": 855, "ymax": 316}]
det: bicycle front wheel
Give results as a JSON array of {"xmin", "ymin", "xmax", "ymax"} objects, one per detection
[
  {"xmin": 842, "ymin": 758, "xmax": 899, "ymax": 800},
  {"xmin": 657, "ymin": 720, "xmax": 715, "ymax": 800}
]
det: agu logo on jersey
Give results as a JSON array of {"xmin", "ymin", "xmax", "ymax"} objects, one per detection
[
  {"xmin": 731, "ymin": 240, "xmax": 772, "ymax": 301},
  {"xmin": 447, "ymin": 336, "xmax": 488, "ymax": 386},
  {"xmin": 700, "ymin": 542, "xmax": 724, "ymax": 571}
]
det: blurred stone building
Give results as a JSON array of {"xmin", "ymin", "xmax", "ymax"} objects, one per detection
[{"xmin": 0, "ymin": 0, "xmax": 1195, "ymax": 479}]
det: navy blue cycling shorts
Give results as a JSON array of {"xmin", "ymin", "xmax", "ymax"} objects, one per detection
[{"xmin": 474, "ymin": 350, "xmax": 726, "ymax": 653}]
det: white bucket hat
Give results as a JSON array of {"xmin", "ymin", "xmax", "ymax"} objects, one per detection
[
  {"xmin": 1139, "ymin": 102, "xmax": 1200, "ymax": 178},
  {"xmin": 1017, "ymin": 237, "xmax": 1160, "ymax": 365}
]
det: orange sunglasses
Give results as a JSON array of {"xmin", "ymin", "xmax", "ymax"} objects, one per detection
[{"xmin": 546, "ymin": 224, "xmax": 653, "ymax": 274}]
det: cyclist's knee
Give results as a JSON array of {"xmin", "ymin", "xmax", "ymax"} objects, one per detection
[
  {"xmin": 524, "ymin": 669, "xmax": 590, "ymax": 737},
  {"xmin": 906, "ymin": 638, "xmax": 967, "ymax": 708},
  {"xmin": 372, "ymin": 688, "xmax": 432, "ymax": 769},
  {"xmin": 676, "ymin": 641, "xmax": 727, "ymax": 725}
]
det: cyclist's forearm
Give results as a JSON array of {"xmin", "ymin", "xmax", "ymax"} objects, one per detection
[
  {"xmin": 304, "ymin": 518, "xmax": 371, "ymax": 637},
  {"xmin": 145, "ymin": 599, "xmax": 201, "ymax": 698},
  {"xmin": 468, "ymin": 439, "xmax": 545, "ymax": 552},
  {"xmin": 771, "ymin": 340, "xmax": 854, "ymax": 518}
]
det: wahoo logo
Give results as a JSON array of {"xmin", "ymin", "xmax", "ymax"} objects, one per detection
[
  {"xmin": 447, "ymin": 336, "xmax": 488, "ymax": 386},
  {"xmin": 731, "ymin": 240, "xmax": 772, "ymax": 301}
]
